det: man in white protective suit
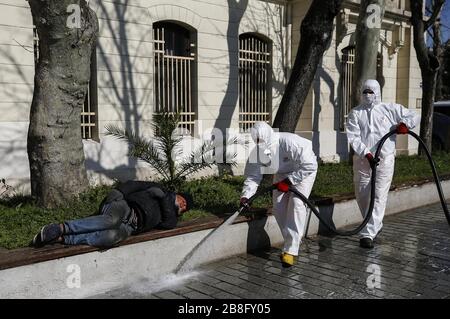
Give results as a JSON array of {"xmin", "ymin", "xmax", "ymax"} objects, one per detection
[
  {"xmin": 240, "ymin": 122, "xmax": 318, "ymax": 267},
  {"xmin": 346, "ymin": 79, "xmax": 418, "ymax": 249}
]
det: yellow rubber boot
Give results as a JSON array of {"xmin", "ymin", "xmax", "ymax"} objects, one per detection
[{"xmin": 280, "ymin": 252, "xmax": 295, "ymax": 268}]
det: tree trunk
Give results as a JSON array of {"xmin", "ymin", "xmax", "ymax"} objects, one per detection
[
  {"xmin": 433, "ymin": 17, "xmax": 443, "ymax": 101},
  {"xmin": 272, "ymin": 0, "xmax": 343, "ymax": 132},
  {"xmin": 442, "ymin": 42, "xmax": 450, "ymax": 99},
  {"xmin": 420, "ymin": 70, "xmax": 437, "ymax": 151},
  {"xmin": 352, "ymin": 0, "xmax": 386, "ymax": 107},
  {"xmin": 28, "ymin": 0, "xmax": 98, "ymax": 207},
  {"xmin": 410, "ymin": 0, "xmax": 443, "ymax": 154}
]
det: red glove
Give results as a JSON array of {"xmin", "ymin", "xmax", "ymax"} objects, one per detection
[
  {"xmin": 396, "ymin": 122, "xmax": 409, "ymax": 135},
  {"xmin": 273, "ymin": 179, "xmax": 291, "ymax": 192},
  {"xmin": 365, "ymin": 153, "xmax": 379, "ymax": 168}
]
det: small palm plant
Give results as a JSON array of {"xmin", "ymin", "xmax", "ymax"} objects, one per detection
[{"xmin": 105, "ymin": 112, "xmax": 242, "ymax": 190}]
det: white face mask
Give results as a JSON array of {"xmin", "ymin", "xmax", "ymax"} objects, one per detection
[
  {"xmin": 362, "ymin": 93, "xmax": 376, "ymax": 105},
  {"xmin": 257, "ymin": 142, "xmax": 272, "ymax": 166}
]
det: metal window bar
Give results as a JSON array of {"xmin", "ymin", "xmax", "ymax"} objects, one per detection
[
  {"xmin": 153, "ymin": 25, "xmax": 195, "ymax": 135},
  {"xmin": 416, "ymin": 98, "xmax": 422, "ymax": 109},
  {"xmin": 81, "ymin": 86, "xmax": 95, "ymax": 139},
  {"xmin": 81, "ymin": 47, "xmax": 98, "ymax": 140},
  {"xmin": 238, "ymin": 36, "xmax": 271, "ymax": 132},
  {"xmin": 340, "ymin": 47, "xmax": 355, "ymax": 131}
]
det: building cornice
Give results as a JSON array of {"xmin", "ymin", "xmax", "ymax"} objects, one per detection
[{"xmin": 343, "ymin": 0, "xmax": 411, "ymax": 23}]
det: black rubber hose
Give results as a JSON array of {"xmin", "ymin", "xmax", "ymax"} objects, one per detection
[
  {"xmin": 289, "ymin": 130, "xmax": 450, "ymax": 235},
  {"xmin": 245, "ymin": 184, "xmax": 277, "ymax": 211},
  {"xmin": 244, "ymin": 129, "xmax": 450, "ymax": 235},
  {"xmin": 405, "ymin": 131, "xmax": 450, "ymax": 224}
]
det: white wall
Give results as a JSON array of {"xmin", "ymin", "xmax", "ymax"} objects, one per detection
[
  {"xmin": 0, "ymin": 0, "xmax": 289, "ymax": 189},
  {"xmin": 0, "ymin": 0, "xmax": 423, "ymax": 189},
  {"xmin": 0, "ymin": 1, "xmax": 34, "ymax": 191}
]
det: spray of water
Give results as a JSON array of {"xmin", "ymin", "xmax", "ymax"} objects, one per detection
[
  {"xmin": 127, "ymin": 271, "xmax": 201, "ymax": 295},
  {"xmin": 175, "ymin": 209, "xmax": 242, "ymax": 273}
]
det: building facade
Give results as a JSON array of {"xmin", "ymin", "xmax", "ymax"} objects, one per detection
[{"xmin": 0, "ymin": 0, "xmax": 422, "ymax": 191}]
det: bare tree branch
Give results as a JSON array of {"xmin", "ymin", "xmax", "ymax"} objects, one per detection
[
  {"xmin": 424, "ymin": 0, "xmax": 445, "ymax": 30},
  {"xmin": 13, "ymin": 39, "xmax": 33, "ymax": 53}
]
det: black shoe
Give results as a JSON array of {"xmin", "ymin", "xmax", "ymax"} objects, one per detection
[
  {"xmin": 359, "ymin": 237, "xmax": 374, "ymax": 249},
  {"xmin": 31, "ymin": 232, "xmax": 44, "ymax": 248},
  {"xmin": 32, "ymin": 223, "xmax": 62, "ymax": 248}
]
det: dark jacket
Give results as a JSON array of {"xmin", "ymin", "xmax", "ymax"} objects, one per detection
[{"xmin": 115, "ymin": 181, "xmax": 179, "ymax": 233}]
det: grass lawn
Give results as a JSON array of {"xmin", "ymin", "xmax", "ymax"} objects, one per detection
[{"xmin": 1, "ymin": 152, "xmax": 450, "ymax": 250}]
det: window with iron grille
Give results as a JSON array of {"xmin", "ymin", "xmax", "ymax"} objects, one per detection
[
  {"xmin": 238, "ymin": 34, "xmax": 272, "ymax": 133},
  {"xmin": 33, "ymin": 27, "xmax": 98, "ymax": 140},
  {"xmin": 153, "ymin": 22, "xmax": 196, "ymax": 135},
  {"xmin": 81, "ymin": 47, "xmax": 98, "ymax": 140},
  {"xmin": 340, "ymin": 46, "xmax": 355, "ymax": 131}
]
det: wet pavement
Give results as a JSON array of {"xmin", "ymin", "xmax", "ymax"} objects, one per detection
[{"xmin": 94, "ymin": 202, "xmax": 450, "ymax": 299}]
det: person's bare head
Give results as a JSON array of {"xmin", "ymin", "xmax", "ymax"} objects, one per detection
[{"xmin": 175, "ymin": 193, "xmax": 194, "ymax": 216}]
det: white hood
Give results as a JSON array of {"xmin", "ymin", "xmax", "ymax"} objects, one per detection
[
  {"xmin": 250, "ymin": 121, "xmax": 277, "ymax": 166},
  {"xmin": 250, "ymin": 121, "xmax": 275, "ymax": 145},
  {"xmin": 361, "ymin": 79, "xmax": 382, "ymax": 106}
]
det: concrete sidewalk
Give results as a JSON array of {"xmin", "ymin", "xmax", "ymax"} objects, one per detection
[{"xmin": 97, "ymin": 202, "xmax": 450, "ymax": 299}]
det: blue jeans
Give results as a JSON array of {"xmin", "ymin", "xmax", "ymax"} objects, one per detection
[{"xmin": 63, "ymin": 190, "xmax": 136, "ymax": 247}]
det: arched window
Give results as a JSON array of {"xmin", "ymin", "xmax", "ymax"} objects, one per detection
[
  {"xmin": 153, "ymin": 22, "xmax": 196, "ymax": 134},
  {"xmin": 238, "ymin": 34, "xmax": 272, "ymax": 132}
]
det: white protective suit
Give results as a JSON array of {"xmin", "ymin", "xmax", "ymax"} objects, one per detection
[
  {"xmin": 346, "ymin": 79, "xmax": 417, "ymax": 239},
  {"xmin": 241, "ymin": 122, "xmax": 318, "ymax": 256}
]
